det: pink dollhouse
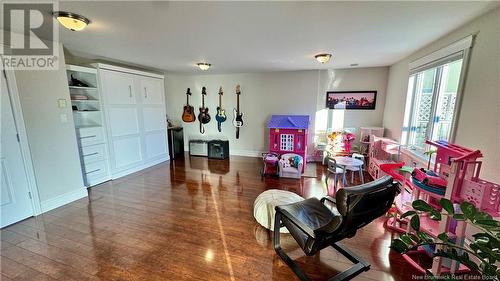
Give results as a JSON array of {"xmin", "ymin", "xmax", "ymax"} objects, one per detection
[{"xmin": 268, "ymin": 115, "xmax": 310, "ymax": 172}]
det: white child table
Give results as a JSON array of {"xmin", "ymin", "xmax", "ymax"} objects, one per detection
[{"xmin": 333, "ymin": 156, "xmax": 364, "ymax": 186}]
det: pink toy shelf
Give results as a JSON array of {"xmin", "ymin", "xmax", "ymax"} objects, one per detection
[
  {"xmin": 385, "ymin": 140, "xmax": 500, "ymax": 276},
  {"xmin": 268, "ymin": 115, "xmax": 310, "ymax": 172}
]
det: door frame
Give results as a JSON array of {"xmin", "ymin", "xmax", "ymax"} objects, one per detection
[{"xmin": 2, "ymin": 61, "xmax": 42, "ymax": 216}]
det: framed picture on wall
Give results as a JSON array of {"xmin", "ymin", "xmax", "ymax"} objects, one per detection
[{"xmin": 326, "ymin": 91, "xmax": 377, "ymax": 110}]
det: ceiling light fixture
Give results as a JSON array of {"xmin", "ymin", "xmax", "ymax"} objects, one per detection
[
  {"xmin": 197, "ymin": 62, "xmax": 211, "ymax": 71},
  {"xmin": 53, "ymin": 11, "xmax": 90, "ymax": 31},
  {"xmin": 315, "ymin": 53, "xmax": 332, "ymax": 64}
]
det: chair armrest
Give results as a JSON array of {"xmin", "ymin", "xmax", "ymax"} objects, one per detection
[
  {"xmin": 275, "ymin": 207, "xmax": 316, "ymax": 239},
  {"xmin": 320, "ymin": 196, "xmax": 337, "ymax": 206}
]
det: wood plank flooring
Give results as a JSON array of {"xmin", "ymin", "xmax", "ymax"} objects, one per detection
[{"xmin": 1, "ymin": 155, "xmax": 422, "ymax": 280}]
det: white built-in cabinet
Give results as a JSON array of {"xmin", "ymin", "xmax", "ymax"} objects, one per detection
[
  {"xmin": 94, "ymin": 64, "xmax": 168, "ymax": 179},
  {"xmin": 66, "ymin": 65, "xmax": 111, "ymax": 187}
]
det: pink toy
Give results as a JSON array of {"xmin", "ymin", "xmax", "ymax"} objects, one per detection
[
  {"xmin": 411, "ymin": 168, "xmax": 448, "ymax": 188},
  {"xmin": 267, "ymin": 115, "xmax": 310, "ymax": 172},
  {"xmin": 391, "ymin": 140, "xmax": 500, "ymax": 276}
]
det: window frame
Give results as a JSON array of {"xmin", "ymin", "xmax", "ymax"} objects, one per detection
[{"xmin": 402, "ymin": 36, "xmax": 473, "ymax": 150}]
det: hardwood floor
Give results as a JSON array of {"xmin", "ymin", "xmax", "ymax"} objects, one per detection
[{"xmin": 1, "ymin": 155, "xmax": 422, "ymax": 281}]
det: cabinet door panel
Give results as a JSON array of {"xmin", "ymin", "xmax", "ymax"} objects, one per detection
[
  {"xmin": 145, "ymin": 132, "xmax": 167, "ymax": 159},
  {"xmin": 108, "ymin": 108, "xmax": 139, "ymax": 137},
  {"xmin": 102, "ymin": 70, "xmax": 136, "ymax": 105},
  {"xmin": 143, "ymin": 108, "xmax": 165, "ymax": 132},
  {"xmin": 113, "ymin": 137, "xmax": 142, "ymax": 168},
  {"xmin": 140, "ymin": 77, "xmax": 164, "ymax": 105}
]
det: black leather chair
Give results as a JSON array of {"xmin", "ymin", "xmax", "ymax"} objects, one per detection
[{"xmin": 273, "ymin": 176, "xmax": 400, "ymax": 281}]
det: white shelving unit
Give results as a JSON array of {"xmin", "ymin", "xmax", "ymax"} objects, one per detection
[{"xmin": 66, "ymin": 65, "xmax": 111, "ymax": 187}]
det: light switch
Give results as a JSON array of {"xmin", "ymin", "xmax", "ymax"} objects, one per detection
[
  {"xmin": 57, "ymin": 99, "xmax": 67, "ymax": 108},
  {"xmin": 60, "ymin": 113, "xmax": 68, "ymax": 123}
]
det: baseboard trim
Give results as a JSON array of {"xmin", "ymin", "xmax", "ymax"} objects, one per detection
[
  {"xmin": 111, "ymin": 156, "xmax": 169, "ymax": 180},
  {"xmin": 40, "ymin": 187, "xmax": 88, "ymax": 213},
  {"xmin": 183, "ymin": 148, "xmax": 263, "ymax": 158}
]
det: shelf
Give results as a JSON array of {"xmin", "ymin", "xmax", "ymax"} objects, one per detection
[
  {"xmin": 73, "ymin": 110, "xmax": 100, "ymax": 113},
  {"xmin": 69, "ymin": 86, "xmax": 97, "ymax": 90},
  {"xmin": 75, "ymin": 125, "xmax": 102, "ymax": 129},
  {"xmin": 71, "ymin": 99, "xmax": 99, "ymax": 103}
]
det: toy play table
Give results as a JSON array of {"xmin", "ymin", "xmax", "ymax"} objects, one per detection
[{"xmin": 333, "ymin": 156, "xmax": 364, "ymax": 186}]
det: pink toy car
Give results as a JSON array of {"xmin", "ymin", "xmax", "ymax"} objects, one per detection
[{"xmin": 412, "ymin": 168, "xmax": 448, "ymax": 188}]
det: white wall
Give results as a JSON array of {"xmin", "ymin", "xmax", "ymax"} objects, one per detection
[
  {"xmin": 382, "ymin": 7, "xmax": 500, "ymax": 182},
  {"xmin": 14, "ymin": 43, "xmax": 86, "ymax": 210},
  {"xmin": 165, "ymin": 67, "xmax": 388, "ymax": 156}
]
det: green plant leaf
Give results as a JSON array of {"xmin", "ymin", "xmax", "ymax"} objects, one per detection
[
  {"xmin": 413, "ymin": 200, "xmax": 433, "ymax": 212},
  {"xmin": 400, "ymin": 234, "xmax": 415, "ymax": 246},
  {"xmin": 460, "ymin": 201, "xmax": 477, "ymax": 221},
  {"xmin": 476, "ymin": 219, "xmax": 500, "ymax": 228},
  {"xmin": 401, "ymin": 210, "xmax": 417, "ymax": 219},
  {"xmin": 430, "ymin": 209, "xmax": 442, "ymax": 221},
  {"xmin": 437, "ymin": 232, "xmax": 449, "ymax": 242},
  {"xmin": 475, "ymin": 211, "xmax": 493, "ymax": 221},
  {"xmin": 439, "ymin": 198, "xmax": 454, "ymax": 215},
  {"xmin": 411, "ymin": 215, "xmax": 420, "ymax": 231},
  {"xmin": 390, "ymin": 239, "xmax": 409, "ymax": 253}
]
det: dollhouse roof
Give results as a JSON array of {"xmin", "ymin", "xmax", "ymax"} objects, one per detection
[{"xmin": 267, "ymin": 115, "xmax": 310, "ymax": 129}]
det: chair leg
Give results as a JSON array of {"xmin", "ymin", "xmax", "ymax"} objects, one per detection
[
  {"xmin": 273, "ymin": 212, "xmax": 310, "ymax": 281},
  {"xmin": 327, "ymin": 242, "xmax": 371, "ymax": 281},
  {"xmin": 274, "ymin": 223, "xmax": 371, "ymax": 281}
]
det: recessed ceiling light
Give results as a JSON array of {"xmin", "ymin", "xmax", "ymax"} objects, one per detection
[
  {"xmin": 197, "ymin": 62, "xmax": 211, "ymax": 71},
  {"xmin": 314, "ymin": 53, "xmax": 332, "ymax": 64},
  {"xmin": 350, "ymin": 63, "xmax": 359, "ymax": 67},
  {"xmin": 53, "ymin": 11, "xmax": 90, "ymax": 31}
]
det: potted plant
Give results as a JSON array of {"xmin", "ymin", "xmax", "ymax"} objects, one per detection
[{"xmin": 390, "ymin": 199, "xmax": 500, "ymax": 281}]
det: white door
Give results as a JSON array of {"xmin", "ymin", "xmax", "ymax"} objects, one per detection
[
  {"xmin": 1, "ymin": 70, "xmax": 34, "ymax": 227},
  {"xmin": 139, "ymin": 76, "xmax": 164, "ymax": 105},
  {"xmin": 101, "ymin": 70, "xmax": 136, "ymax": 105}
]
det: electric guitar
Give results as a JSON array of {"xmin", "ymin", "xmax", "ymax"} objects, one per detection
[
  {"xmin": 215, "ymin": 86, "xmax": 227, "ymax": 132},
  {"xmin": 198, "ymin": 87, "xmax": 211, "ymax": 134},
  {"xmin": 182, "ymin": 88, "xmax": 196, "ymax": 122},
  {"xmin": 232, "ymin": 85, "xmax": 244, "ymax": 139}
]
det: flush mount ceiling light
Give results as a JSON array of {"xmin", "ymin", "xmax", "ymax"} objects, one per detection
[
  {"xmin": 197, "ymin": 63, "xmax": 211, "ymax": 71},
  {"xmin": 53, "ymin": 11, "xmax": 90, "ymax": 31},
  {"xmin": 315, "ymin": 53, "xmax": 332, "ymax": 64}
]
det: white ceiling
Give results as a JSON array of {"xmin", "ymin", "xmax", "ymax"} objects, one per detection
[{"xmin": 54, "ymin": 1, "xmax": 498, "ymax": 73}]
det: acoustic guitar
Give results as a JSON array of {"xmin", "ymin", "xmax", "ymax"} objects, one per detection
[
  {"xmin": 232, "ymin": 85, "xmax": 244, "ymax": 139},
  {"xmin": 198, "ymin": 87, "xmax": 211, "ymax": 134},
  {"xmin": 215, "ymin": 86, "xmax": 227, "ymax": 132},
  {"xmin": 182, "ymin": 88, "xmax": 195, "ymax": 123}
]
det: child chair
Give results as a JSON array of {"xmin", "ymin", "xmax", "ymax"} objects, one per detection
[
  {"xmin": 346, "ymin": 153, "xmax": 365, "ymax": 184},
  {"xmin": 278, "ymin": 153, "xmax": 303, "ymax": 179},
  {"xmin": 325, "ymin": 158, "xmax": 346, "ymax": 193}
]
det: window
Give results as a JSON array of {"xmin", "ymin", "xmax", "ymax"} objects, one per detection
[
  {"xmin": 280, "ymin": 134, "xmax": 294, "ymax": 151},
  {"xmin": 402, "ymin": 36, "xmax": 472, "ymax": 151}
]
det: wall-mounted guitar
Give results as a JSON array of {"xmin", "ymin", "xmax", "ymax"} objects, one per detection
[
  {"xmin": 232, "ymin": 85, "xmax": 244, "ymax": 139},
  {"xmin": 182, "ymin": 88, "xmax": 196, "ymax": 123},
  {"xmin": 198, "ymin": 87, "xmax": 211, "ymax": 134},
  {"xmin": 215, "ymin": 86, "xmax": 227, "ymax": 132}
]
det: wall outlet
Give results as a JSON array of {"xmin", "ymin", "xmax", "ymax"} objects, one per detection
[
  {"xmin": 60, "ymin": 113, "xmax": 68, "ymax": 123},
  {"xmin": 57, "ymin": 99, "xmax": 67, "ymax": 108}
]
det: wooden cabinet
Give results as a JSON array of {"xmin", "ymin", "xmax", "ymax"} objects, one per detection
[{"xmin": 95, "ymin": 63, "xmax": 168, "ymax": 179}]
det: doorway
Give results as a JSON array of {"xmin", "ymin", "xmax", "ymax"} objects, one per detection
[{"xmin": 1, "ymin": 67, "xmax": 39, "ymax": 227}]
